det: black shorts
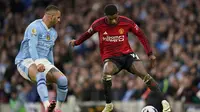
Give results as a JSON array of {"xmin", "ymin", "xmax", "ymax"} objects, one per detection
[{"xmin": 104, "ymin": 53, "xmax": 140, "ymax": 75}]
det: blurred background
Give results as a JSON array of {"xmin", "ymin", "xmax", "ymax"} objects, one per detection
[{"xmin": 0, "ymin": 0, "xmax": 200, "ymax": 112}]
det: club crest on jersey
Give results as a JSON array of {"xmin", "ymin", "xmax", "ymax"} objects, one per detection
[
  {"xmin": 119, "ymin": 28, "xmax": 124, "ymax": 34},
  {"xmin": 31, "ymin": 28, "xmax": 37, "ymax": 36},
  {"xmin": 46, "ymin": 34, "xmax": 50, "ymax": 40}
]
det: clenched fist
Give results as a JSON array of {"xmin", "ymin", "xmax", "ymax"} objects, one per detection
[
  {"xmin": 69, "ymin": 39, "xmax": 76, "ymax": 47},
  {"xmin": 37, "ymin": 64, "xmax": 45, "ymax": 72}
]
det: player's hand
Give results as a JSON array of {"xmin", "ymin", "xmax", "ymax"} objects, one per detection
[
  {"xmin": 37, "ymin": 64, "xmax": 45, "ymax": 72},
  {"xmin": 69, "ymin": 39, "xmax": 76, "ymax": 47},
  {"xmin": 148, "ymin": 54, "xmax": 156, "ymax": 68}
]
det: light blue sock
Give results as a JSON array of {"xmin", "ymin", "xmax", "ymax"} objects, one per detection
[
  {"xmin": 36, "ymin": 72, "xmax": 49, "ymax": 102},
  {"xmin": 56, "ymin": 76, "xmax": 68, "ymax": 102}
]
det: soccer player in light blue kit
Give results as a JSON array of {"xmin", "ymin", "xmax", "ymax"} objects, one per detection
[{"xmin": 15, "ymin": 5, "xmax": 67, "ymax": 112}]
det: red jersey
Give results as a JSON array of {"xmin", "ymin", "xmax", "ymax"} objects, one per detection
[{"xmin": 75, "ymin": 16, "xmax": 152, "ymax": 61}]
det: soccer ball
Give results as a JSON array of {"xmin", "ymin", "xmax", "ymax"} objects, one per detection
[{"xmin": 141, "ymin": 106, "xmax": 158, "ymax": 112}]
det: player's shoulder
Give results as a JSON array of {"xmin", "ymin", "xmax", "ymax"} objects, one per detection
[
  {"xmin": 119, "ymin": 16, "xmax": 134, "ymax": 24},
  {"xmin": 27, "ymin": 19, "xmax": 41, "ymax": 29},
  {"xmin": 30, "ymin": 19, "xmax": 41, "ymax": 26},
  {"xmin": 92, "ymin": 17, "xmax": 106, "ymax": 27},
  {"xmin": 25, "ymin": 19, "xmax": 42, "ymax": 35}
]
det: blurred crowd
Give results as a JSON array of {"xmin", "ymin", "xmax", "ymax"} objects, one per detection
[{"xmin": 0, "ymin": 0, "xmax": 200, "ymax": 109}]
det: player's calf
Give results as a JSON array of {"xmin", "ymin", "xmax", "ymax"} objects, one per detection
[
  {"xmin": 102, "ymin": 74, "xmax": 112, "ymax": 104},
  {"xmin": 143, "ymin": 74, "xmax": 162, "ymax": 94},
  {"xmin": 102, "ymin": 75, "xmax": 113, "ymax": 112},
  {"xmin": 102, "ymin": 77, "xmax": 113, "ymax": 112},
  {"xmin": 55, "ymin": 75, "xmax": 68, "ymax": 110},
  {"xmin": 143, "ymin": 74, "xmax": 172, "ymax": 112},
  {"xmin": 36, "ymin": 72, "xmax": 50, "ymax": 110}
]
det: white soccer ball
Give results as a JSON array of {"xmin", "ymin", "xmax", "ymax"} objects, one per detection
[{"xmin": 141, "ymin": 106, "xmax": 158, "ymax": 112}]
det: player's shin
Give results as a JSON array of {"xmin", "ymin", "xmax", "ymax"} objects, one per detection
[
  {"xmin": 55, "ymin": 76, "xmax": 68, "ymax": 110},
  {"xmin": 143, "ymin": 74, "xmax": 171, "ymax": 112},
  {"xmin": 102, "ymin": 75, "xmax": 112, "ymax": 103},
  {"xmin": 143, "ymin": 74, "xmax": 163, "ymax": 97},
  {"xmin": 36, "ymin": 72, "xmax": 50, "ymax": 110}
]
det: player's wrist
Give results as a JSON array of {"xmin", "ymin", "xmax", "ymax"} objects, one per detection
[
  {"xmin": 74, "ymin": 40, "xmax": 77, "ymax": 46},
  {"xmin": 147, "ymin": 52, "xmax": 153, "ymax": 57}
]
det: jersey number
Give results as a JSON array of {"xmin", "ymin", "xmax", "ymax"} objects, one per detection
[{"xmin": 130, "ymin": 53, "xmax": 139, "ymax": 60}]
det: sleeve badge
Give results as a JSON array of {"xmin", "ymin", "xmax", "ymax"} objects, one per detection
[
  {"xmin": 31, "ymin": 28, "xmax": 37, "ymax": 36},
  {"xmin": 87, "ymin": 27, "xmax": 93, "ymax": 33}
]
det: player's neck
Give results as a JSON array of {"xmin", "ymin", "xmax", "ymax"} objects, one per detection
[
  {"xmin": 42, "ymin": 17, "xmax": 51, "ymax": 29},
  {"xmin": 105, "ymin": 17, "xmax": 119, "ymax": 26}
]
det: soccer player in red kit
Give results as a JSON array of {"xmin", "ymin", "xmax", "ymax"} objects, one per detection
[{"xmin": 70, "ymin": 4, "xmax": 171, "ymax": 112}]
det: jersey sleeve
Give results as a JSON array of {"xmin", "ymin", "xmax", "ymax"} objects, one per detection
[
  {"xmin": 130, "ymin": 21, "xmax": 152, "ymax": 56},
  {"xmin": 47, "ymin": 47, "xmax": 54, "ymax": 64},
  {"xmin": 74, "ymin": 22, "xmax": 97, "ymax": 45},
  {"xmin": 27, "ymin": 25, "xmax": 40, "ymax": 60},
  {"xmin": 48, "ymin": 31, "xmax": 57, "ymax": 64}
]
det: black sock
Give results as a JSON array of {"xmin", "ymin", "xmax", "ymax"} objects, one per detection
[
  {"xmin": 103, "ymin": 80, "xmax": 112, "ymax": 103},
  {"xmin": 146, "ymin": 78, "xmax": 165, "ymax": 99},
  {"xmin": 146, "ymin": 78, "xmax": 165, "ymax": 111},
  {"xmin": 146, "ymin": 78, "xmax": 161, "ymax": 93},
  {"xmin": 146, "ymin": 92, "xmax": 163, "ymax": 112}
]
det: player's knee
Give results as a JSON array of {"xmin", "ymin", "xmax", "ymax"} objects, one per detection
[
  {"xmin": 57, "ymin": 76, "xmax": 68, "ymax": 92},
  {"xmin": 36, "ymin": 72, "xmax": 46, "ymax": 82},
  {"xmin": 103, "ymin": 61, "xmax": 117, "ymax": 75},
  {"xmin": 103, "ymin": 67, "xmax": 115, "ymax": 76}
]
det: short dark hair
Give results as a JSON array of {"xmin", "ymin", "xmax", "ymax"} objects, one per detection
[
  {"xmin": 45, "ymin": 5, "xmax": 59, "ymax": 13},
  {"xmin": 104, "ymin": 4, "xmax": 118, "ymax": 16}
]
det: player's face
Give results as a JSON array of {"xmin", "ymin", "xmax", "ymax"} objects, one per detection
[
  {"xmin": 106, "ymin": 14, "xmax": 119, "ymax": 25},
  {"xmin": 51, "ymin": 11, "xmax": 61, "ymax": 25}
]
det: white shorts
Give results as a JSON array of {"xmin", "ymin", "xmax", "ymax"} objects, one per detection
[{"xmin": 17, "ymin": 58, "xmax": 58, "ymax": 81}]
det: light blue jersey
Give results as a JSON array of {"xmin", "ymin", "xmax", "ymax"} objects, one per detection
[{"xmin": 15, "ymin": 19, "xmax": 57, "ymax": 65}]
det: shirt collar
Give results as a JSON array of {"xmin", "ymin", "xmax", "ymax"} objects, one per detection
[{"xmin": 41, "ymin": 19, "xmax": 50, "ymax": 31}]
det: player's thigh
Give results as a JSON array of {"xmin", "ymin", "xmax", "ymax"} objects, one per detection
[
  {"xmin": 103, "ymin": 59, "xmax": 120, "ymax": 76},
  {"xmin": 17, "ymin": 59, "xmax": 38, "ymax": 82},
  {"xmin": 128, "ymin": 60, "xmax": 148, "ymax": 79},
  {"xmin": 46, "ymin": 67, "xmax": 65, "ymax": 83},
  {"xmin": 35, "ymin": 58, "xmax": 65, "ymax": 83},
  {"xmin": 28, "ymin": 64, "xmax": 39, "ymax": 82}
]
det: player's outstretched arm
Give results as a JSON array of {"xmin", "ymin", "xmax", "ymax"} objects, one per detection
[
  {"xmin": 130, "ymin": 21, "xmax": 157, "ymax": 67},
  {"xmin": 70, "ymin": 23, "xmax": 97, "ymax": 47},
  {"xmin": 131, "ymin": 23, "xmax": 152, "ymax": 55},
  {"xmin": 69, "ymin": 31, "xmax": 95, "ymax": 47},
  {"xmin": 27, "ymin": 26, "xmax": 45, "ymax": 72},
  {"xmin": 28, "ymin": 27, "xmax": 39, "ymax": 60},
  {"xmin": 47, "ymin": 47, "xmax": 54, "ymax": 65}
]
